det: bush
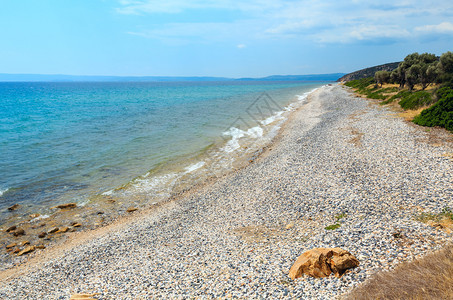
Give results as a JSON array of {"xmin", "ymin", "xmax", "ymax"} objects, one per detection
[
  {"xmin": 345, "ymin": 77, "xmax": 375, "ymax": 92},
  {"xmin": 413, "ymin": 89, "xmax": 453, "ymax": 132},
  {"xmin": 398, "ymin": 90, "xmax": 434, "ymax": 110}
]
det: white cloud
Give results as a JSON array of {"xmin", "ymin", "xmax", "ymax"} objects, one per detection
[
  {"xmin": 116, "ymin": 0, "xmax": 281, "ymax": 15},
  {"xmin": 118, "ymin": 0, "xmax": 453, "ymax": 44},
  {"xmin": 126, "ymin": 21, "xmax": 257, "ymax": 45},
  {"xmin": 349, "ymin": 25, "xmax": 411, "ymax": 41},
  {"xmin": 237, "ymin": 44, "xmax": 246, "ymax": 49},
  {"xmin": 415, "ymin": 22, "xmax": 453, "ymax": 34}
]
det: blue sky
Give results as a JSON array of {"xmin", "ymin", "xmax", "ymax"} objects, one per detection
[{"xmin": 1, "ymin": 0, "xmax": 453, "ymax": 77}]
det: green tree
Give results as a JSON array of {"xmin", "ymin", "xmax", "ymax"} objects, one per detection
[
  {"xmin": 390, "ymin": 69, "xmax": 400, "ymax": 84},
  {"xmin": 424, "ymin": 64, "xmax": 439, "ymax": 88},
  {"xmin": 438, "ymin": 51, "xmax": 453, "ymax": 84},
  {"xmin": 375, "ymin": 71, "xmax": 390, "ymax": 87},
  {"xmin": 439, "ymin": 51, "xmax": 453, "ymax": 73},
  {"xmin": 396, "ymin": 53, "xmax": 420, "ymax": 88},
  {"xmin": 396, "ymin": 52, "xmax": 440, "ymax": 90},
  {"xmin": 405, "ymin": 64, "xmax": 421, "ymax": 91},
  {"xmin": 418, "ymin": 53, "xmax": 438, "ymax": 90}
]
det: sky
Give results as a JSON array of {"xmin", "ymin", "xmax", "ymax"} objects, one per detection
[{"xmin": 0, "ymin": 0, "xmax": 452, "ymax": 77}]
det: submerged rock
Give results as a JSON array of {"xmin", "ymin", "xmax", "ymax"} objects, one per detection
[
  {"xmin": 6, "ymin": 243, "xmax": 17, "ymax": 249},
  {"xmin": 51, "ymin": 203, "xmax": 77, "ymax": 209},
  {"xmin": 13, "ymin": 229, "xmax": 25, "ymax": 237},
  {"xmin": 17, "ymin": 246, "xmax": 35, "ymax": 256},
  {"xmin": 56, "ymin": 227, "xmax": 69, "ymax": 233},
  {"xmin": 6, "ymin": 226, "xmax": 17, "ymax": 232},
  {"xmin": 7, "ymin": 204, "xmax": 21, "ymax": 211},
  {"xmin": 48, "ymin": 227, "xmax": 59, "ymax": 234},
  {"xmin": 289, "ymin": 247, "xmax": 359, "ymax": 279}
]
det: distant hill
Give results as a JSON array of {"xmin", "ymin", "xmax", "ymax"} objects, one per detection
[
  {"xmin": 0, "ymin": 73, "xmax": 345, "ymax": 82},
  {"xmin": 337, "ymin": 62, "xmax": 400, "ymax": 82},
  {"xmin": 237, "ymin": 73, "xmax": 345, "ymax": 82}
]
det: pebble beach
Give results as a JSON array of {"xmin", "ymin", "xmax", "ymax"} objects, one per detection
[{"xmin": 0, "ymin": 84, "xmax": 452, "ymax": 299}]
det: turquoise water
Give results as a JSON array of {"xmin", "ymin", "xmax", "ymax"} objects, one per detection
[{"xmin": 0, "ymin": 81, "xmax": 326, "ymax": 222}]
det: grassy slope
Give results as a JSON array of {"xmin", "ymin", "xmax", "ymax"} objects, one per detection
[
  {"xmin": 345, "ymin": 78, "xmax": 453, "ymax": 132},
  {"xmin": 346, "ymin": 245, "xmax": 453, "ymax": 300}
]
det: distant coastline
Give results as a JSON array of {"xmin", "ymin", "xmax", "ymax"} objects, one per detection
[{"xmin": 0, "ymin": 73, "xmax": 345, "ymax": 82}]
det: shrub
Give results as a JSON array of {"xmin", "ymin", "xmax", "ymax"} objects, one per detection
[
  {"xmin": 325, "ymin": 223, "xmax": 341, "ymax": 230},
  {"xmin": 413, "ymin": 90, "xmax": 453, "ymax": 132},
  {"xmin": 398, "ymin": 90, "xmax": 434, "ymax": 110},
  {"xmin": 345, "ymin": 78, "xmax": 375, "ymax": 92}
]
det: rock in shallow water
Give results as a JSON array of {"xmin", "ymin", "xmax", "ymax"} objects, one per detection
[
  {"xmin": 13, "ymin": 229, "xmax": 25, "ymax": 237},
  {"xmin": 17, "ymin": 246, "xmax": 35, "ymax": 256},
  {"xmin": 6, "ymin": 226, "xmax": 17, "ymax": 233},
  {"xmin": 5, "ymin": 243, "xmax": 17, "ymax": 249},
  {"xmin": 51, "ymin": 203, "xmax": 77, "ymax": 209},
  {"xmin": 48, "ymin": 227, "xmax": 59, "ymax": 234},
  {"xmin": 7, "ymin": 204, "xmax": 21, "ymax": 211}
]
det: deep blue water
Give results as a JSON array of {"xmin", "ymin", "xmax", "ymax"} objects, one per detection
[{"xmin": 0, "ymin": 81, "xmax": 326, "ymax": 221}]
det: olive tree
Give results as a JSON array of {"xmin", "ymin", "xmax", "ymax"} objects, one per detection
[{"xmin": 375, "ymin": 71, "xmax": 390, "ymax": 87}]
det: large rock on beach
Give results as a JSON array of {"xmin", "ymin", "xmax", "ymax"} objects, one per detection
[{"xmin": 289, "ymin": 248, "xmax": 359, "ymax": 279}]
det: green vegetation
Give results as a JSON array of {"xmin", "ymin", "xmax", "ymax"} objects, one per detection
[
  {"xmin": 345, "ymin": 51, "xmax": 453, "ymax": 132},
  {"xmin": 325, "ymin": 223, "xmax": 341, "ymax": 230},
  {"xmin": 344, "ymin": 78, "xmax": 386, "ymax": 100},
  {"xmin": 344, "ymin": 77, "xmax": 375, "ymax": 91},
  {"xmin": 335, "ymin": 213, "xmax": 347, "ymax": 221},
  {"xmin": 324, "ymin": 213, "xmax": 346, "ymax": 230},
  {"xmin": 413, "ymin": 89, "xmax": 453, "ymax": 131},
  {"xmin": 416, "ymin": 207, "xmax": 453, "ymax": 223},
  {"xmin": 398, "ymin": 90, "xmax": 434, "ymax": 110}
]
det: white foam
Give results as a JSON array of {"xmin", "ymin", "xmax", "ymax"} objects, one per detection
[
  {"xmin": 221, "ymin": 125, "xmax": 266, "ymax": 153},
  {"xmin": 222, "ymin": 127, "xmax": 247, "ymax": 153},
  {"xmin": 102, "ymin": 189, "xmax": 114, "ymax": 196},
  {"xmin": 185, "ymin": 161, "xmax": 205, "ymax": 173},
  {"xmin": 0, "ymin": 188, "xmax": 9, "ymax": 197},
  {"xmin": 78, "ymin": 199, "xmax": 90, "ymax": 207},
  {"xmin": 29, "ymin": 214, "xmax": 50, "ymax": 222},
  {"xmin": 261, "ymin": 112, "xmax": 284, "ymax": 125},
  {"xmin": 132, "ymin": 173, "xmax": 179, "ymax": 193},
  {"xmin": 246, "ymin": 126, "xmax": 264, "ymax": 138}
]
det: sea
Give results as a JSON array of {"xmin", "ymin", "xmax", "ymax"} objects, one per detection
[{"xmin": 0, "ymin": 81, "xmax": 328, "ymax": 225}]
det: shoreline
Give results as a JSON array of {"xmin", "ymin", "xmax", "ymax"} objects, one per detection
[
  {"xmin": 0, "ymin": 86, "xmax": 322, "ymax": 278},
  {"xmin": 1, "ymin": 84, "xmax": 452, "ymax": 299},
  {"xmin": 0, "ymin": 84, "xmax": 321, "ymax": 271}
]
